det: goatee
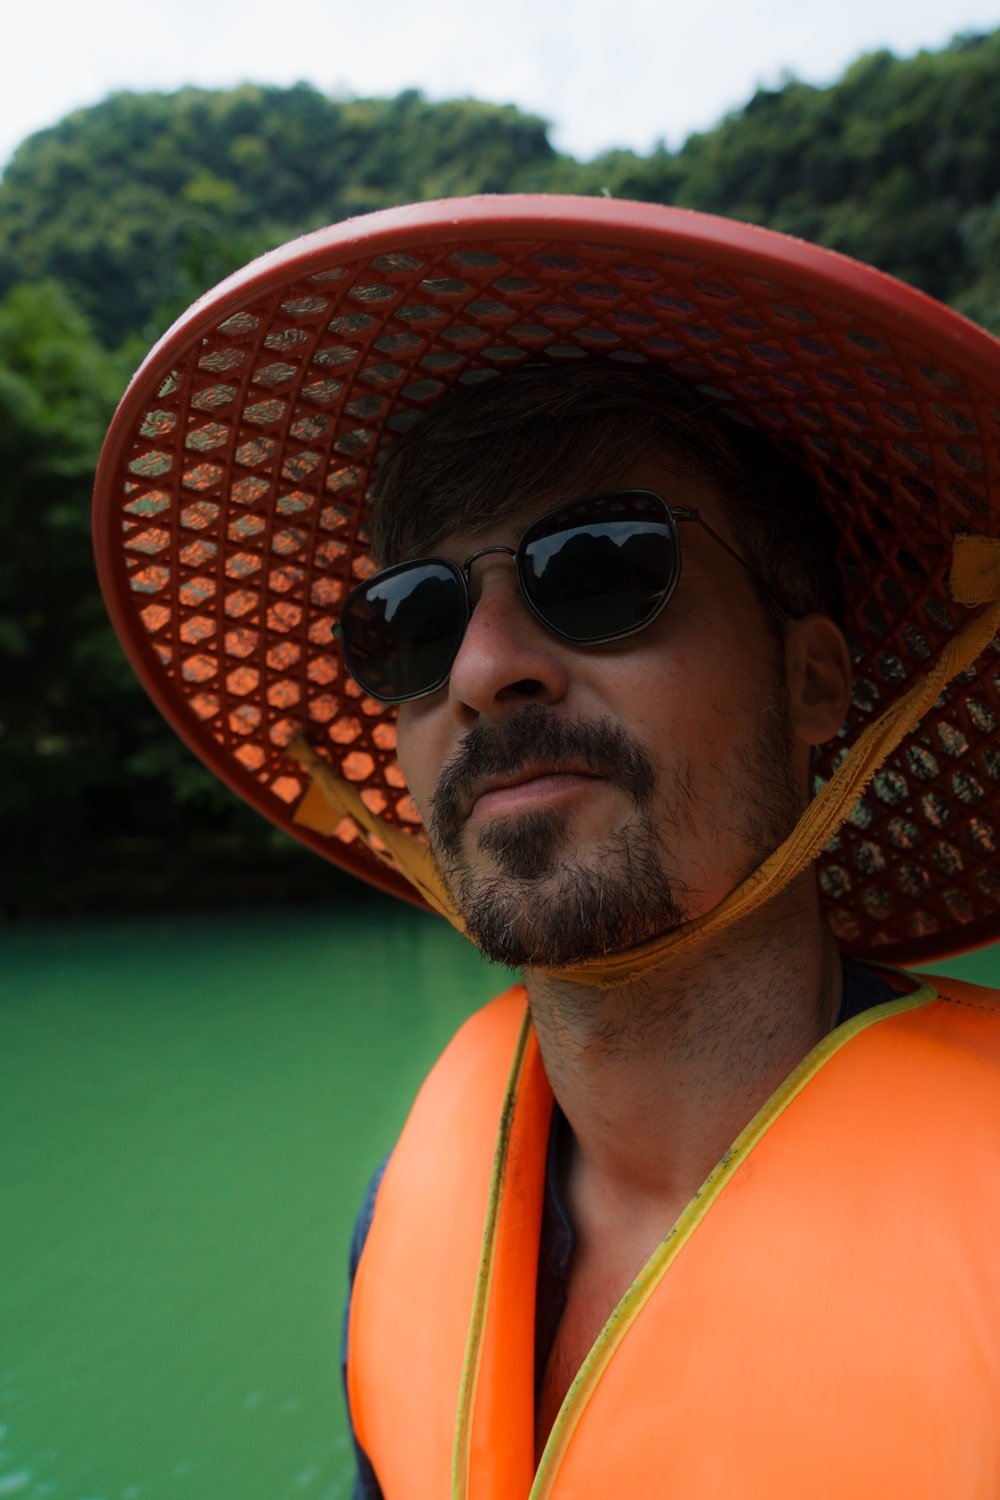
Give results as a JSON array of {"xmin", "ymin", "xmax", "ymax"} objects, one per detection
[{"xmin": 429, "ymin": 706, "xmax": 686, "ymax": 969}]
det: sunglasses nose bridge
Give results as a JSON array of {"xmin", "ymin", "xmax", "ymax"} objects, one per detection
[
  {"xmin": 459, "ymin": 542, "xmax": 522, "ymax": 608},
  {"xmin": 460, "ymin": 542, "xmax": 518, "ymax": 582}
]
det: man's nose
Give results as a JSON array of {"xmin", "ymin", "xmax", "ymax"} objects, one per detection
[{"xmin": 447, "ymin": 558, "xmax": 570, "ymax": 724}]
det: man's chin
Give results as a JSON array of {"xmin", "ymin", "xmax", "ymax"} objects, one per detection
[
  {"xmin": 445, "ymin": 830, "xmax": 687, "ymax": 971},
  {"xmin": 471, "ymin": 806, "xmax": 569, "ymax": 882}
]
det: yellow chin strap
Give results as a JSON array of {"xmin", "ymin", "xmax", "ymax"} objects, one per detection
[
  {"xmin": 290, "ymin": 735, "xmax": 466, "ymax": 929},
  {"xmin": 291, "ymin": 535, "xmax": 1000, "ymax": 988}
]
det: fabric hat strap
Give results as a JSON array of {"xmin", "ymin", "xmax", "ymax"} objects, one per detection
[
  {"xmin": 292, "ymin": 534, "xmax": 1000, "ymax": 988},
  {"xmin": 289, "ymin": 736, "xmax": 466, "ymax": 929}
]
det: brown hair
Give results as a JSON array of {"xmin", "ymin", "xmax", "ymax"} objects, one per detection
[{"xmin": 370, "ymin": 365, "xmax": 843, "ymax": 630}]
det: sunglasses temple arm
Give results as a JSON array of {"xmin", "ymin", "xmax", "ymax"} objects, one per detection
[{"xmin": 675, "ymin": 508, "xmax": 790, "ymax": 616}]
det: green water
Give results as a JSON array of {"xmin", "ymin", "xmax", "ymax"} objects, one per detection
[
  {"xmin": 1, "ymin": 906, "xmax": 504, "ymax": 1500},
  {"xmin": 2, "ymin": 912, "xmax": 997, "ymax": 1500}
]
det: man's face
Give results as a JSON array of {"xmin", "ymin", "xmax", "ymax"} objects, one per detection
[{"xmin": 395, "ymin": 454, "xmax": 805, "ymax": 970}]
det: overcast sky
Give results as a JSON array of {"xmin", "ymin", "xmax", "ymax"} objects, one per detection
[{"xmin": 3, "ymin": 0, "xmax": 998, "ymax": 170}]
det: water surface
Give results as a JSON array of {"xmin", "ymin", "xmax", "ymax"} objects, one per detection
[{"xmin": 2, "ymin": 905, "xmax": 503, "ymax": 1500}]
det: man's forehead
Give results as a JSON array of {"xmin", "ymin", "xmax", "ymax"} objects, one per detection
[
  {"xmin": 418, "ymin": 444, "xmax": 723, "ymax": 556},
  {"xmin": 432, "ymin": 498, "xmax": 550, "ymax": 556},
  {"xmin": 371, "ymin": 376, "xmax": 721, "ymax": 565}
]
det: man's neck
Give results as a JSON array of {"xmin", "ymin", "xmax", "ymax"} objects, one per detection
[{"xmin": 524, "ymin": 877, "xmax": 842, "ymax": 1221}]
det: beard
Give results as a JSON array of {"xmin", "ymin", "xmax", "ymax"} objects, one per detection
[
  {"xmin": 427, "ymin": 707, "xmax": 676, "ymax": 969},
  {"xmin": 427, "ymin": 694, "xmax": 800, "ymax": 972}
]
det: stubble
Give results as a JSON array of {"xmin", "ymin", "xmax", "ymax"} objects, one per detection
[
  {"xmin": 429, "ymin": 706, "xmax": 688, "ymax": 968},
  {"xmin": 427, "ymin": 671, "xmax": 802, "ymax": 971}
]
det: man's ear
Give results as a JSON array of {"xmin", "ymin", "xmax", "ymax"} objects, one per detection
[{"xmin": 785, "ymin": 614, "xmax": 853, "ymax": 748}]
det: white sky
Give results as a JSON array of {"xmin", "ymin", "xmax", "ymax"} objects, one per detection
[{"xmin": 3, "ymin": 0, "xmax": 998, "ymax": 171}]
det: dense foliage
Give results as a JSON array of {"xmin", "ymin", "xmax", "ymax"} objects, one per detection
[
  {"xmin": 568, "ymin": 31, "xmax": 1000, "ymax": 328},
  {"xmin": 0, "ymin": 85, "xmax": 558, "ymax": 349},
  {"xmin": 3, "ymin": 33, "xmax": 998, "ymax": 352},
  {"xmin": 3, "ymin": 30, "xmax": 998, "ymax": 911}
]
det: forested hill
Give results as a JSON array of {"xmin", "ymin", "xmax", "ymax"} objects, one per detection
[
  {"xmin": 2, "ymin": 29, "xmax": 999, "ymax": 914},
  {"xmin": 1, "ymin": 26, "xmax": 998, "ymax": 351},
  {"xmin": 0, "ymin": 88, "xmax": 561, "ymax": 348}
]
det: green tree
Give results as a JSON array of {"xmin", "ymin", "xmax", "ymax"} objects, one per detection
[
  {"xmin": 0, "ymin": 84, "xmax": 560, "ymax": 348},
  {"xmin": 0, "ymin": 280, "xmax": 130, "ymax": 861}
]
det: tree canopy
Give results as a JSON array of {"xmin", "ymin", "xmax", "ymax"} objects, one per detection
[
  {"xmin": 2, "ymin": 32, "xmax": 998, "ymax": 351},
  {"xmin": 0, "ymin": 84, "xmax": 558, "ymax": 347}
]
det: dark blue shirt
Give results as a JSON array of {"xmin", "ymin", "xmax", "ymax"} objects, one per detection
[{"xmin": 342, "ymin": 959, "xmax": 898, "ymax": 1498}]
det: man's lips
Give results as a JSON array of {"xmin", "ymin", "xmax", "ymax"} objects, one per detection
[
  {"xmin": 428, "ymin": 709, "xmax": 657, "ymax": 855},
  {"xmin": 466, "ymin": 765, "xmax": 603, "ymax": 822}
]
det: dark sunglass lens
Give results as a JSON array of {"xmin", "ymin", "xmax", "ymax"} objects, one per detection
[
  {"xmin": 342, "ymin": 563, "xmax": 466, "ymax": 700},
  {"xmin": 521, "ymin": 495, "xmax": 679, "ymax": 641}
]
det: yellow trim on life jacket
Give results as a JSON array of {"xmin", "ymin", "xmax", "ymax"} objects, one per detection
[{"xmin": 452, "ymin": 1004, "xmax": 534, "ymax": 1495}]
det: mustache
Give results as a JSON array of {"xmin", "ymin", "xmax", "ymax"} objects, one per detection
[{"xmin": 428, "ymin": 705, "xmax": 656, "ymax": 852}]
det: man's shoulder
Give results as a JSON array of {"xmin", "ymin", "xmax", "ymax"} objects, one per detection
[
  {"xmin": 421, "ymin": 981, "xmax": 529, "ymax": 1078},
  {"xmin": 861, "ymin": 961, "xmax": 1000, "ymax": 1016},
  {"xmin": 923, "ymin": 970, "xmax": 1000, "ymax": 1011},
  {"xmin": 388, "ymin": 982, "xmax": 531, "ymax": 1162},
  {"xmin": 876, "ymin": 967, "xmax": 1000, "ymax": 1082},
  {"xmin": 899, "ymin": 966, "xmax": 1000, "ymax": 1027}
]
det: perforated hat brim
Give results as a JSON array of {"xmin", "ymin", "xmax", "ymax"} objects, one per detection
[{"xmin": 93, "ymin": 195, "xmax": 1000, "ymax": 965}]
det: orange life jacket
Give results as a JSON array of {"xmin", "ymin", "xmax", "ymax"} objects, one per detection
[{"xmin": 347, "ymin": 971, "xmax": 1000, "ymax": 1498}]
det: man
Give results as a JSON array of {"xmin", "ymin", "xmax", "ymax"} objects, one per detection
[{"xmin": 94, "ymin": 196, "xmax": 1000, "ymax": 1496}]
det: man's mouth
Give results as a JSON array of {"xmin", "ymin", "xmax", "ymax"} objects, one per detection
[
  {"xmin": 466, "ymin": 764, "xmax": 602, "ymax": 823},
  {"xmin": 428, "ymin": 705, "xmax": 658, "ymax": 858}
]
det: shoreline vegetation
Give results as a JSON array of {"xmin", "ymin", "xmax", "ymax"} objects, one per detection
[{"xmin": 2, "ymin": 29, "xmax": 998, "ymax": 917}]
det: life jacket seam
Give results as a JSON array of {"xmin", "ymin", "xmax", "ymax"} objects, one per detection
[{"xmin": 932, "ymin": 992, "xmax": 1000, "ymax": 1015}]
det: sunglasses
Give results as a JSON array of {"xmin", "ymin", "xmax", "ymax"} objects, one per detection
[{"xmin": 334, "ymin": 489, "xmax": 775, "ymax": 704}]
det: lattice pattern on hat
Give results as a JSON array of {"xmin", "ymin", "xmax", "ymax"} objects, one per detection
[{"xmin": 107, "ymin": 221, "xmax": 1000, "ymax": 964}]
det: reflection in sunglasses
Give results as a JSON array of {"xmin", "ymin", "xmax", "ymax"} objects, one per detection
[{"xmin": 335, "ymin": 490, "xmax": 778, "ymax": 703}]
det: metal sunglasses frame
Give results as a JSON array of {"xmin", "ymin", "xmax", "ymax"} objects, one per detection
[{"xmin": 334, "ymin": 489, "xmax": 783, "ymax": 704}]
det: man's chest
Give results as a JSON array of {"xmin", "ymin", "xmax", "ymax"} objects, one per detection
[
  {"xmin": 536, "ymin": 1270, "xmax": 613, "ymax": 1458},
  {"xmin": 535, "ymin": 1221, "xmax": 671, "ymax": 1456}
]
